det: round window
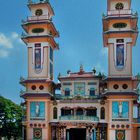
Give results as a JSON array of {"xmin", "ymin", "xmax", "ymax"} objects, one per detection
[
  {"xmin": 113, "ymin": 23, "xmax": 127, "ymax": 28},
  {"xmin": 126, "ymin": 124, "xmax": 130, "ymax": 128},
  {"xmin": 35, "ymin": 9, "xmax": 43, "ymax": 16},
  {"xmin": 39, "ymin": 85, "xmax": 44, "ymax": 90},
  {"xmin": 122, "ymin": 84, "xmax": 128, "ymax": 89},
  {"xmin": 31, "ymin": 85, "xmax": 36, "ymax": 90},
  {"xmin": 116, "ymin": 124, "xmax": 120, "ymax": 128},
  {"xmin": 113, "ymin": 84, "xmax": 119, "ymax": 89},
  {"xmin": 32, "ymin": 28, "xmax": 44, "ymax": 33},
  {"xmin": 115, "ymin": 3, "xmax": 124, "ymax": 10},
  {"xmin": 121, "ymin": 124, "xmax": 125, "ymax": 128},
  {"xmin": 111, "ymin": 124, "xmax": 115, "ymax": 128}
]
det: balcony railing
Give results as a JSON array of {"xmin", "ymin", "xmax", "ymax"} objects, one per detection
[
  {"xmin": 133, "ymin": 118, "xmax": 140, "ymax": 123},
  {"xmin": 104, "ymin": 29, "xmax": 138, "ymax": 34},
  {"xmin": 107, "ymin": 9, "xmax": 132, "ymax": 16},
  {"xmin": 59, "ymin": 115, "xmax": 99, "ymax": 122},
  {"xmin": 28, "ymin": 0, "xmax": 49, "ymax": 5},
  {"xmin": 21, "ymin": 32, "xmax": 53, "ymax": 38},
  {"xmin": 22, "ymin": 15, "xmax": 52, "ymax": 24},
  {"xmin": 56, "ymin": 94, "xmax": 100, "ymax": 100},
  {"xmin": 28, "ymin": 15, "xmax": 51, "ymax": 21}
]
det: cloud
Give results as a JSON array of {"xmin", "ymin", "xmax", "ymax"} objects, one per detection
[
  {"xmin": 100, "ymin": 47, "xmax": 108, "ymax": 56},
  {"xmin": 11, "ymin": 32, "xmax": 19, "ymax": 39},
  {"xmin": 11, "ymin": 32, "xmax": 24, "ymax": 45},
  {"xmin": 0, "ymin": 32, "xmax": 23, "ymax": 58},
  {"xmin": 0, "ymin": 50, "xmax": 9, "ymax": 58},
  {"xmin": 0, "ymin": 33, "xmax": 13, "ymax": 49}
]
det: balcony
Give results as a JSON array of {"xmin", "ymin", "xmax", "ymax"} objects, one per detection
[
  {"xmin": 103, "ymin": 28, "xmax": 138, "ymax": 34},
  {"xmin": 59, "ymin": 115, "xmax": 99, "ymax": 122},
  {"xmin": 22, "ymin": 15, "xmax": 52, "ymax": 24},
  {"xmin": 21, "ymin": 32, "xmax": 52, "ymax": 37},
  {"xmin": 28, "ymin": 0, "xmax": 49, "ymax": 5},
  {"xmin": 102, "ymin": 10, "xmax": 138, "ymax": 19},
  {"xmin": 56, "ymin": 94, "xmax": 100, "ymax": 100},
  {"xmin": 108, "ymin": 9, "xmax": 132, "ymax": 16}
]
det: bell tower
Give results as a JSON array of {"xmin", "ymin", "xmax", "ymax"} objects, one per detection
[
  {"xmin": 103, "ymin": 0, "xmax": 138, "ymax": 77},
  {"xmin": 20, "ymin": 0, "xmax": 59, "ymax": 139},
  {"xmin": 103, "ymin": 1, "xmax": 139, "ymax": 140},
  {"xmin": 22, "ymin": 0, "xmax": 59, "ymax": 80}
]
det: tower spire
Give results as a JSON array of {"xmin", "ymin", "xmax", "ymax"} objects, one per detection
[{"xmin": 20, "ymin": 1, "xmax": 59, "ymax": 138}]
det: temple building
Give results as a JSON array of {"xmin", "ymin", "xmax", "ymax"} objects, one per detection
[{"xmin": 20, "ymin": 0, "xmax": 140, "ymax": 140}]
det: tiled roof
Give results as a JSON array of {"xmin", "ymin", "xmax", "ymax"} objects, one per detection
[
  {"xmin": 59, "ymin": 72, "xmax": 100, "ymax": 80},
  {"xmin": 103, "ymin": 91, "xmax": 138, "ymax": 96},
  {"xmin": 103, "ymin": 76, "xmax": 140, "ymax": 81},
  {"xmin": 20, "ymin": 78, "xmax": 53, "ymax": 84},
  {"xmin": 103, "ymin": 76, "xmax": 132, "ymax": 81},
  {"xmin": 20, "ymin": 92, "xmax": 53, "ymax": 98}
]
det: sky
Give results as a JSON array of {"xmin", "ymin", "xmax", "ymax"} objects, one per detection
[{"xmin": 0, "ymin": 0, "xmax": 140, "ymax": 104}]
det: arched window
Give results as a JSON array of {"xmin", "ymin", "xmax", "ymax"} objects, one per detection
[
  {"xmin": 61, "ymin": 108, "xmax": 72, "ymax": 116},
  {"xmin": 53, "ymin": 107, "xmax": 57, "ymax": 119},
  {"xmin": 64, "ymin": 88, "xmax": 70, "ymax": 96},
  {"xmin": 100, "ymin": 107, "xmax": 105, "ymax": 119},
  {"xmin": 86, "ymin": 108, "xmax": 97, "ymax": 116},
  {"xmin": 76, "ymin": 108, "xmax": 83, "ymax": 115},
  {"xmin": 89, "ymin": 88, "xmax": 95, "ymax": 96}
]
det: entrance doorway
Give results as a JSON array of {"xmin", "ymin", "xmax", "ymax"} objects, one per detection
[{"xmin": 69, "ymin": 128, "xmax": 86, "ymax": 140}]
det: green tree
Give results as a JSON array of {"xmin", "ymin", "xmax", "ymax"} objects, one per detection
[{"xmin": 0, "ymin": 96, "xmax": 22, "ymax": 140}]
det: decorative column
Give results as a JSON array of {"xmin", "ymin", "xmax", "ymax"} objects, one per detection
[
  {"xmin": 93, "ymin": 129, "xmax": 96, "ymax": 140},
  {"xmin": 51, "ymin": 126, "xmax": 56, "ymax": 140},
  {"xmin": 74, "ymin": 108, "xmax": 76, "ymax": 116},
  {"xmin": 66, "ymin": 130, "xmax": 70, "ymax": 140},
  {"xmin": 89, "ymin": 127, "xmax": 93, "ymax": 140},
  {"xmin": 86, "ymin": 127, "xmax": 89, "ymax": 140},
  {"xmin": 56, "ymin": 127, "xmax": 61, "ymax": 140},
  {"xmin": 60, "ymin": 127, "xmax": 63, "ymax": 140},
  {"xmin": 84, "ymin": 109, "xmax": 86, "ymax": 116},
  {"xmin": 96, "ymin": 128, "xmax": 100, "ymax": 140},
  {"xmin": 63, "ymin": 127, "xmax": 66, "ymax": 140}
]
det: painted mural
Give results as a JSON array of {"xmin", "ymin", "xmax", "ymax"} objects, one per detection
[
  {"xmin": 74, "ymin": 82, "xmax": 85, "ymax": 95},
  {"xmin": 112, "ymin": 101, "xmax": 129, "ymax": 118},
  {"xmin": 30, "ymin": 102, "xmax": 45, "ymax": 120},
  {"xmin": 116, "ymin": 44, "xmax": 124, "ymax": 68},
  {"xmin": 116, "ymin": 130, "xmax": 125, "ymax": 140},
  {"xmin": 33, "ymin": 128, "xmax": 42, "ymax": 139}
]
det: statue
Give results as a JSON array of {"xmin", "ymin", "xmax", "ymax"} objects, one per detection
[
  {"xmin": 119, "ymin": 102, "xmax": 122, "ymax": 117},
  {"xmin": 35, "ymin": 103, "xmax": 40, "ymax": 117}
]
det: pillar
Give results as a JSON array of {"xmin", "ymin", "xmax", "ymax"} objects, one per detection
[
  {"xmin": 93, "ymin": 129, "xmax": 96, "ymax": 140},
  {"xmin": 66, "ymin": 130, "xmax": 69, "ymax": 140},
  {"xmin": 86, "ymin": 127, "xmax": 90, "ymax": 140},
  {"xmin": 63, "ymin": 127, "xmax": 66, "ymax": 140}
]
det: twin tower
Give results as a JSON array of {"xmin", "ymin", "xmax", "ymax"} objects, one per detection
[{"xmin": 20, "ymin": 0, "xmax": 139, "ymax": 140}]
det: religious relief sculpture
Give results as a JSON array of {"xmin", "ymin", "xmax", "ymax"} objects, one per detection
[
  {"xmin": 35, "ymin": 103, "xmax": 40, "ymax": 117},
  {"xmin": 30, "ymin": 102, "xmax": 45, "ymax": 119},
  {"xmin": 112, "ymin": 101, "xmax": 129, "ymax": 119},
  {"xmin": 118, "ymin": 102, "xmax": 122, "ymax": 117},
  {"xmin": 116, "ymin": 44, "xmax": 124, "ymax": 68},
  {"xmin": 35, "ymin": 48, "xmax": 41, "ymax": 70}
]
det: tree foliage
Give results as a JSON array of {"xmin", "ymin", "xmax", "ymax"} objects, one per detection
[{"xmin": 0, "ymin": 96, "xmax": 22, "ymax": 140}]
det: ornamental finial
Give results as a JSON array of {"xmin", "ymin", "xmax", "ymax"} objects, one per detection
[{"xmin": 80, "ymin": 64, "xmax": 84, "ymax": 72}]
